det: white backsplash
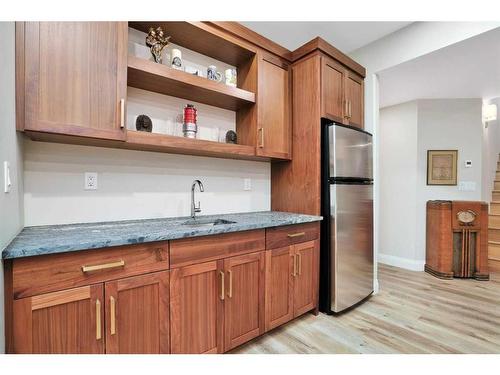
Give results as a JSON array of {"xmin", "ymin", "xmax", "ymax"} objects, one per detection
[{"xmin": 23, "ymin": 139, "xmax": 270, "ymax": 226}]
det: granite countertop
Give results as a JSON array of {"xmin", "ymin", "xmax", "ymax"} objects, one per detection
[{"xmin": 2, "ymin": 211, "xmax": 322, "ymax": 259}]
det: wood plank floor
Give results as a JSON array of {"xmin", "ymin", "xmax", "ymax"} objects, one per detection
[{"xmin": 232, "ymin": 264, "xmax": 500, "ymax": 354}]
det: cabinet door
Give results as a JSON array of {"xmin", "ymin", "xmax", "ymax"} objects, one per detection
[
  {"xmin": 170, "ymin": 261, "xmax": 224, "ymax": 354},
  {"xmin": 345, "ymin": 71, "xmax": 364, "ymax": 129},
  {"xmin": 321, "ymin": 57, "xmax": 345, "ymax": 123},
  {"xmin": 257, "ymin": 54, "xmax": 291, "ymax": 160},
  {"xmin": 12, "ymin": 285, "xmax": 104, "ymax": 354},
  {"xmin": 293, "ymin": 240, "xmax": 320, "ymax": 317},
  {"xmin": 22, "ymin": 22, "xmax": 127, "ymax": 140},
  {"xmin": 223, "ymin": 251, "xmax": 265, "ymax": 351},
  {"xmin": 264, "ymin": 247, "xmax": 294, "ymax": 331},
  {"xmin": 105, "ymin": 271, "xmax": 169, "ymax": 354}
]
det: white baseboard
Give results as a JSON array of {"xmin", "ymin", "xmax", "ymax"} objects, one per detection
[
  {"xmin": 373, "ymin": 278, "xmax": 380, "ymax": 294},
  {"xmin": 378, "ymin": 253, "xmax": 425, "ymax": 271}
]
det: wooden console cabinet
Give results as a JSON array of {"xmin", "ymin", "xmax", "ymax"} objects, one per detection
[
  {"xmin": 426, "ymin": 200, "xmax": 489, "ymax": 280},
  {"xmin": 5, "ymin": 223, "xmax": 320, "ymax": 354}
]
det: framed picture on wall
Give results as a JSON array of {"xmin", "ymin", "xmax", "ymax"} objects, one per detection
[{"xmin": 427, "ymin": 150, "xmax": 458, "ymax": 185}]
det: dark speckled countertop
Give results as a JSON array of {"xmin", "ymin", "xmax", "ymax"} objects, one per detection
[{"xmin": 2, "ymin": 211, "xmax": 322, "ymax": 259}]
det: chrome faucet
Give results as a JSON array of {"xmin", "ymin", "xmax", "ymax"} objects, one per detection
[{"xmin": 190, "ymin": 179, "xmax": 204, "ymax": 219}]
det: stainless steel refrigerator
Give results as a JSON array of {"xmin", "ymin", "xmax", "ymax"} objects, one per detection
[{"xmin": 320, "ymin": 121, "xmax": 374, "ymax": 314}]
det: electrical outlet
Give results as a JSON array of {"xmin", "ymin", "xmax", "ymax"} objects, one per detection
[
  {"xmin": 85, "ymin": 172, "xmax": 98, "ymax": 190},
  {"xmin": 4, "ymin": 161, "xmax": 12, "ymax": 193},
  {"xmin": 244, "ymin": 178, "xmax": 252, "ymax": 191}
]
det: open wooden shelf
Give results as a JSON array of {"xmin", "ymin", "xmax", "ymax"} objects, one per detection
[
  {"xmin": 124, "ymin": 131, "xmax": 265, "ymax": 161},
  {"xmin": 129, "ymin": 21, "xmax": 257, "ymax": 66},
  {"xmin": 128, "ymin": 56, "xmax": 256, "ymax": 111}
]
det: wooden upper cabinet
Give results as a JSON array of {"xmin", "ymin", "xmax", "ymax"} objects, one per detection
[
  {"xmin": 264, "ymin": 247, "xmax": 294, "ymax": 331},
  {"xmin": 170, "ymin": 261, "xmax": 224, "ymax": 354},
  {"xmin": 12, "ymin": 285, "xmax": 104, "ymax": 354},
  {"xmin": 321, "ymin": 56, "xmax": 364, "ymax": 129},
  {"xmin": 104, "ymin": 271, "xmax": 169, "ymax": 354},
  {"xmin": 321, "ymin": 57, "xmax": 345, "ymax": 123},
  {"xmin": 257, "ymin": 54, "xmax": 291, "ymax": 160},
  {"xmin": 345, "ymin": 71, "xmax": 364, "ymax": 129},
  {"xmin": 293, "ymin": 240, "xmax": 319, "ymax": 317},
  {"xmin": 20, "ymin": 22, "xmax": 127, "ymax": 140},
  {"xmin": 223, "ymin": 251, "xmax": 265, "ymax": 351}
]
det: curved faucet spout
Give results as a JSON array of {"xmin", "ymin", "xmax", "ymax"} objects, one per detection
[{"xmin": 191, "ymin": 180, "xmax": 204, "ymax": 218}]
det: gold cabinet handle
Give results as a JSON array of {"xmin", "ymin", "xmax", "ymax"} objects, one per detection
[
  {"xmin": 348, "ymin": 100, "xmax": 352, "ymax": 118},
  {"xmin": 292, "ymin": 254, "xmax": 297, "ymax": 277},
  {"xmin": 227, "ymin": 270, "xmax": 233, "ymax": 298},
  {"xmin": 298, "ymin": 252, "xmax": 302, "ymax": 276},
  {"xmin": 258, "ymin": 127, "xmax": 264, "ymax": 148},
  {"xmin": 219, "ymin": 270, "xmax": 225, "ymax": 301},
  {"xmin": 287, "ymin": 232, "xmax": 305, "ymax": 238},
  {"xmin": 120, "ymin": 98, "xmax": 125, "ymax": 128},
  {"xmin": 110, "ymin": 296, "xmax": 116, "ymax": 335},
  {"xmin": 96, "ymin": 299, "xmax": 102, "ymax": 340},
  {"xmin": 82, "ymin": 260, "xmax": 125, "ymax": 273}
]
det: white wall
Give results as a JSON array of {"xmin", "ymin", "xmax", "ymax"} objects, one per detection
[
  {"xmin": 378, "ymin": 99, "xmax": 483, "ymax": 270},
  {"xmin": 415, "ymin": 99, "xmax": 483, "ymax": 263},
  {"xmin": 349, "ymin": 22, "xmax": 500, "ymax": 280},
  {"xmin": 24, "ymin": 140, "xmax": 270, "ymax": 226},
  {"xmin": 378, "ymin": 101, "xmax": 419, "ymax": 269},
  {"xmin": 0, "ymin": 22, "xmax": 24, "ymax": 354},
  {"xmin": 482, "ymin": 97, "xmax": 500, "ymax": 201}
]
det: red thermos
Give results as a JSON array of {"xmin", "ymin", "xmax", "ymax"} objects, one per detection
[{"xmin": 183, "ymin": 104, "xmax": 197, "ymax": 138}]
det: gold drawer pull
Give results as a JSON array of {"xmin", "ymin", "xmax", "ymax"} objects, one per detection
[
  {"xmin": 82, "ymin": 260, "xmax": 125, "ymax": 273},
  {"xmin": 292, "ymin": 254, "xmax": 297, "ymax": 277},
  {"xmin": 219, "ymin": 270, "xmax": 225, "ymax": 301},
  {"xmin": 110, "ymin": 296, "xmax": 116, "ymax": 335},
  {"xmin": 228, "ymin": 270, "xmax": 233, "ymax": 298},
  {"xmin": 258, "ymin": 127, "xmax": 264, "ymax": 148},
  {"xmin": 96, "ymin": 299, "xmax": 102, "ymax": 340},
  {"xmin": 120, "ymin": 98, "xmax": 125, "ymax": 128},
  {"xmin": 287, "ymin": 232, "xmax": 305, "ymax": 238}
]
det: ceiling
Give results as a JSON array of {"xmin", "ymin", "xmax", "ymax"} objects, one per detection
[
  {"xmin": 241, "ymin": 22, "xmax": 413, "ymax": 54},
  {"xmin": 379, "ymin": 27, "xmax": 500, "ymax": 108}
]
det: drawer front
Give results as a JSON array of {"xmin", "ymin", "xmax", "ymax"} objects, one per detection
[
  {"xmin": 266, "ymin": 222, "xmax": 320, "ymax": 250},
  {"xmin": 12, "ymin": 242, "xmax": 169, "ymax": 299},
  {"xmin": 169, "ymin": 230, "xmax": 265, "ymax": 268}
]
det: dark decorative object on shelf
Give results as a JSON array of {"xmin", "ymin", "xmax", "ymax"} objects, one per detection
[
  {"xmin": 145, "ymin": 26, "xmax": 171, "ymax": 64},
  {"xmin": 136, "ymin": 115, "xmax": 153, "ymax": 132},
  {"xmin": 225, "ymin": 130, "xmax": 237, "ymax": 144}
]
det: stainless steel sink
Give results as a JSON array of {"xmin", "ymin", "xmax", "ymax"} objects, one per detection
[{"xmin": 181, "ymin": 218, "xmax": 237, "ymax": 227}]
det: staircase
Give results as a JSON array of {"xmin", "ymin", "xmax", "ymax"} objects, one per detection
[{"xmin": 489, "ymin": 161, "xmax": 500, "ymax": 268}]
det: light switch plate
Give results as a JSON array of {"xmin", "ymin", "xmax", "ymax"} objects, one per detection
[
  {"xmin": 465, "ymin": 160, "xmax": 472, "ymax": 168},
  {"xmin": 85, "ymin": 172, "xmax": 98, "ymax": 190},
  {"xmin": 458, "ymin": 181, "xmax": 476, "ymax": 191},
  {"xmin": 4, "ymin": 161, "xmax": 11, "ymax": 193},
  {"xmin": 244, "ymin": 178, "xmax": 252, "ymax": 191}
]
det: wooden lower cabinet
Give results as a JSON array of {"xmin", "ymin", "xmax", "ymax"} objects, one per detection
[
  {"xmin": 223, "ymin": 252, "xmax": 265, "ymax": 351},
  {"xmin": 265, "ymin": 240, "xmax": 320, "ymax": 331},
  {"xmin": 293, "ymin": 240, "xmax": 320, "ymax": 317},
  {"xmin": 7, "ymin": 227, "xmax": 320, "ymax": 354},
  {"xmin": 105, "ymin": 271, "xmax": 169, "ymax": 354},
  {"xmin": 169, "ymin": 252, "xmax": 266, "ymax": 354},
  {"xmin": 12, "ymin": 285, "xmax": 104, "ymax": 354},
  {"xmin": 170, "ymin": 261, "xmax": 224, "ymax": 354},
  {"xmin": 12, "ymin": 272, "xmax": 169, "ymax": 354},
  {"xmin": 264, "ymin": 246, "xmax": 294, "ymax": 331}
]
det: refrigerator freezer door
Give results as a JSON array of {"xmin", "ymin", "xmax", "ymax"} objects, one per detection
[
  {"xmin": 329, "ymin": 125, "xmax": 372, "ymax": 180},
  {"xmin": 330, "ymin": 183, "xmax": 373, "ymax": 312}
]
